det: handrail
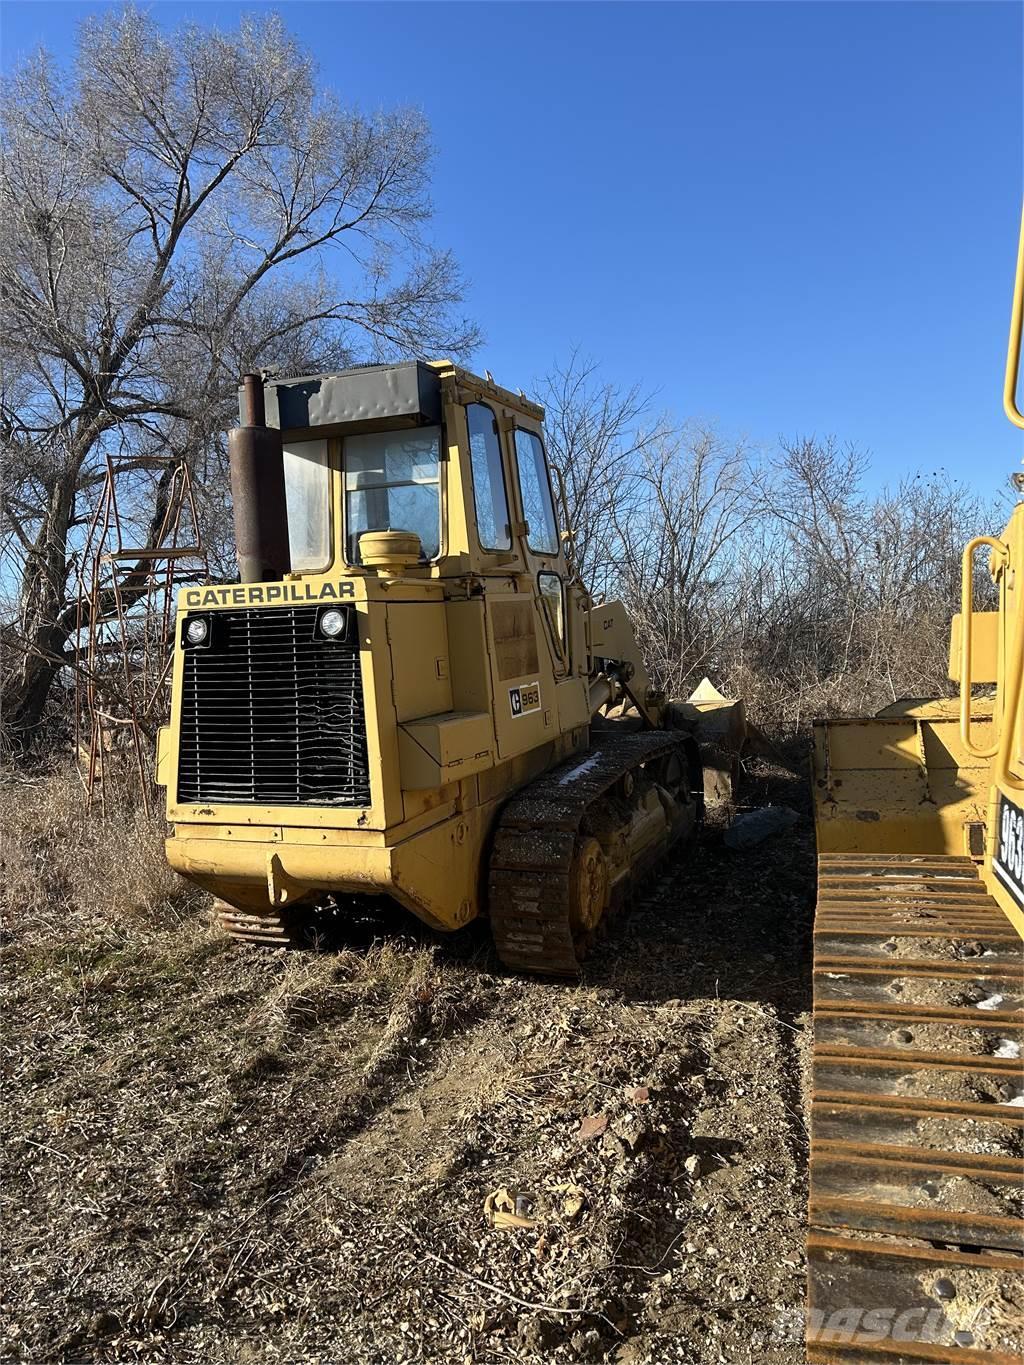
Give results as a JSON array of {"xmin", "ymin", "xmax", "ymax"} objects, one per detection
[
  {"xmin": 959, "ymin": 535, "xmax": 1007, "ymax": 757},
  {"xmin": 995, "ymin": 525, "xmax": 1024, "ymax": 792},
  {"xmin": 1004, "ymin": 202, "xmax": 1024, "ymax": 430}
]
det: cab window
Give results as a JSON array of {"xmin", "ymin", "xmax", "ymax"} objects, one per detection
[
  {"xmin": 466, "ymin": 404, "xmax": 511, "ymax": 551},
  {"xmin": 513, "ymin": 429, "xmax": 559, "ymax": 555},
  {"xmin": 343, "ymin": 427, "xmax": 441, "ymax": 563},
  {"xmin": 538, "ymin": 571, "xmax": 567, "ymax": 665},
  {"xmin": 283, "ymin": 439, "xmax": 332, "ymax": 571}
]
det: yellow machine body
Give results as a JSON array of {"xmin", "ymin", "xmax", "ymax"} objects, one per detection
[
  {"xmin": 804, "ymin": 207, "xmax": 1024, "ymax": 1365},
  {"xmin": 813, "ymin": 199, "xmax": 1024, "ymax": 934},
  {"xmin": 812, "ymin": 500, "xmax": 1024, "ymax": 935},
  {"xmin": 158, "ymin": 362, "xmax": 685, "ymax": 935}
]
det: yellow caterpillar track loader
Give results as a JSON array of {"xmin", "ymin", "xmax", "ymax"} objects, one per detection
[
  {"xmin": 805, "ymin": 210, "xmax": 1024, "ymax": 1363},
  {"xmin": 158, "ymin": 364, "xmax": 743, "ymax": 974}
]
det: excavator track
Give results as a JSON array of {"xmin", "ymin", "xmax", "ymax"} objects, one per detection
[
  {"xmin": 488, "ymin": 728, "xmax": 700, "ymax": 976},
  {"xmin": 808, "ymin": 852, "xmax": 1024, "ymax": 1364}
]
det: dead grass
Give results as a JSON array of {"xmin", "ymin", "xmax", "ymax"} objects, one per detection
[
  {"xmin": 2, "ymin": 761, "xmax": 821, "ymax": 1365},
  {"xmin": 1, "ymin": 765, "xmax": 205, "ymax": 949}
]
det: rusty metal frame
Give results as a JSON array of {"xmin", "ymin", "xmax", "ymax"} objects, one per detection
[{"xmin": 73, "ymin": 456, "xmax": 208, "ymax": 817}]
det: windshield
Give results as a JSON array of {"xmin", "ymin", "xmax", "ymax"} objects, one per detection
[{"xmin": 343, "ymin": 426, "xmax": 442, "ymax": 563}]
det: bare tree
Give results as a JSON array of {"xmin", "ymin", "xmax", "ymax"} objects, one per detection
[
  {"xmin": 724, "ymin": 440, "xmax": 1000, "ymax": 728},
  {"xmin": 536, "ymin": 351, "xmax": 669, "ymax": 597},
  {"xmin": 1, "ymin": 6, "xmax": 478, "ymax": 750},
  {"xmin": 535, "ymin": 353, "xmax": 1005, "ymax": 733},
  {"xmin": 611, "ymin": 425, "xmax": 768, "ymax": 696}
]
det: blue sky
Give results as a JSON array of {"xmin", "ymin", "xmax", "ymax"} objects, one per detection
[{"xmin": 2, "ymin": 0, "xmax": 1022, "ymax": 493}]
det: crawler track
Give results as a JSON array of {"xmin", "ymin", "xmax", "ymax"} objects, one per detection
[
  {"xmin": 808, "ymin": 853, "xmax": 1024, "ymax": 1364},
  {"xmin": 488, "ymin": 728, "xmax": 699, "ymax": 975}
]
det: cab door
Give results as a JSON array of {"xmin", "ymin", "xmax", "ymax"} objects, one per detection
[{"xmin": 510, "ymin": 425, "xmax": 590, "ymax": 732}]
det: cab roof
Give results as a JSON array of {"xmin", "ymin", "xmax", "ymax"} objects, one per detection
[{"xmin": 248, "ymin": 360, "xmax": 544, "ymax": 441}]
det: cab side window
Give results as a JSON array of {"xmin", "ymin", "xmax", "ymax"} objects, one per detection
[
  {"xmin": 466, "ymin": 403, "xmax": 511, "ymax": 551},
  {"xmin": 513, "ymin": 429, "xmax": 559, "ymax": 555},
  {"xmin": 538, "ymin": 570, "xmax": 568, "ymax": 668},
  {"xmin": 283, "ymin": 440, "xmax": 332, "ymax": 572}
]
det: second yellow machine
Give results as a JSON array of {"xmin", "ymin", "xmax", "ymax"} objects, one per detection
[{"xmin": 158, "ymin": 362, "xmax": 736, "ymax": 972}]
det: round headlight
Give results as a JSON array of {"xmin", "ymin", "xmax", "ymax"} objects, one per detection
[
  {"xmin": 186, "ymin": 617, "xmax": 209, "ymax": 645},
  {"xmin": 319, "ymin": 609, "xmax": 345, "ymax": 639}
]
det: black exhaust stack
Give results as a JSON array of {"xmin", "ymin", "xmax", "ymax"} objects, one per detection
[{"xmin": 228, "ymin": 373, "xmax": 291, "ymax": 583}]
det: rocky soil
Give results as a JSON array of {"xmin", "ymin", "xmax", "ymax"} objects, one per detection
[{"xmin": 2, "ymin": 762, "xmax": 815, "ymax": 1365}]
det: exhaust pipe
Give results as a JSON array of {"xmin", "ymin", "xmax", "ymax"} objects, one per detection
[{"xmin": 228, "ymin": 373, "xmax": 291, "ymax": 583}]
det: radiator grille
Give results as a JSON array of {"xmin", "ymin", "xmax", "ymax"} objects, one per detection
[{"xmin": 177, "ymin": 606, "xmax": 371, "ymax": 807}]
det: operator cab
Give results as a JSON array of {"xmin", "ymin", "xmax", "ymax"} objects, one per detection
[{"xmin": 263, "ymin": 360, "xmax": 566, "ymax": 587}]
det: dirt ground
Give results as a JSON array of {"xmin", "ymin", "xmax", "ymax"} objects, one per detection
[{"xmin": 1, "ymin": 762, "xmax": 816, "ymax": 1365}]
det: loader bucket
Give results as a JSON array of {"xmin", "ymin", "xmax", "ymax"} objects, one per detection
[
  {"xmin": 669, "ymin": 677, "xmax": 787, "ymax": 804},
  {"xmin": 812, "ymin": 697, "xmax": 996, "ymax": 858},
  {"xmin": 666, "ymin": 678, "xmax": 746, "ymax": 803}
]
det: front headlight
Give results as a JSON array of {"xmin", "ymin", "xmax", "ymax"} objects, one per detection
[
  {"xmin": 319, "ymin": 608, "xmax": 346, "ymax": 639},
  {"xmin": 185, "ymin": 617, "xmax": 209, "ymax": 645}
]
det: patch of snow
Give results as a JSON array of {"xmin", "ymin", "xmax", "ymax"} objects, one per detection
[
  {"xmin": 558, "ymin": 754, "xmax": 602, "ymax": 786},
  {"xmin": 993, "ymin": 1039, "xmax": 1021, "ymax": 1059},
  {"xmin": 974, "ymin": 994, "xmax": 1005, "ymax": 1011}
]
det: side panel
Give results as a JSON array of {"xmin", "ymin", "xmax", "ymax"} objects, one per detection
[
  {"xmin": 490, "ymin": 598, "xmax": 539, "ymax": 682},
  {"xmin": 979, "ymin": 503, "xmax": 1024, "ymax": 934},
  {"xmin": 991, "ymin": 789, "xmax": 1024, "ymax": 923},
  {"xmin": 486, "ymin": 592, "xmax": 552, "ymax": 760},
  {"xmin": 386, "ymin": 602, "xmax": 452, "ymax": 722},
  {"xmin": 446, "ymin": 598, "xmax": 495, "ymax": 714},
  {"xmin": 555, "ymin": 677, "xmax": 591, "ymax": 732},
  {"xmin": 948, "ymin": 610, "xmax": 1000, "ymax": 683}
]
